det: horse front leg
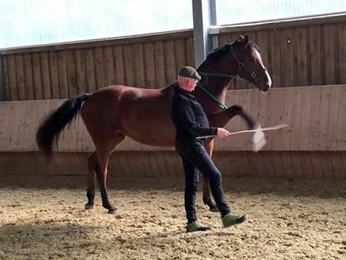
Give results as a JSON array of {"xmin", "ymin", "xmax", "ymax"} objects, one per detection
[
  {"xmin": 230, "ymin": 105, "xmax": 256, "ymax": 130},
  {"xmin": 208, "ymin": 105, "xmax": 256, "ymax": 131},
  {"xmin": 202, "ymin": 139, "xmax": 219, "ymax": 212}
]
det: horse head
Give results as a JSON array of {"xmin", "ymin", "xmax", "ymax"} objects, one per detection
[
  {"xmin": 198, "ymin": 35, "xmax": 272, "ymax": 92},
  {"xmin": 232, "ymin": 35, "xmax": 272, "ymax": 91}
]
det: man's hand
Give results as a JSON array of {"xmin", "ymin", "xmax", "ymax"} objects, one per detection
[{"xmin": 217, "ymin": 128, "xmax": 230, "ymax": 139}]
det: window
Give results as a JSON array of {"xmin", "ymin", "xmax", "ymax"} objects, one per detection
[
  {"xmin": 216, "ymin": 0, "xmax": 346, "ymax": 26},
  {"xmin": 0, "ymin": 0, "xmax": 193, "ymax": 48}
]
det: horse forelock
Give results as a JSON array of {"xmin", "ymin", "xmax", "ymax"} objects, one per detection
[
  {"xmin": 236, "ymin": 39, "xmax": 260, "ymax": 54},
  {"xmin": 253, "ymin": 47, "xmax": 264, "ymax": 66},
  {"xmin": 248, "ymin": 42, "xmax": 260, "ymax": 52}
]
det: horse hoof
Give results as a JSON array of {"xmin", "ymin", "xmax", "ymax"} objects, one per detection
[
  {"xmin": 108, "ymin": 208, "xmax": 117, "ymax": 214},
  {"xmin": 209, "ymin": 206, "xmax": 219, "ymax": 212},
  {"xmin": 106, "ymin": 205, "xmax": 117, "ymax": 214},
  {"xmin": 204, "ymin": 200, "xmax": 219, "ymax": 212},
  {"xmin": 85, "ymin": 203, "xmax": 94, "ymax": 210}
]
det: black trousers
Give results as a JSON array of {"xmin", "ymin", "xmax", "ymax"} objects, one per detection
[{"xmin": 176, "ymin": 140, "xmax": 230, "ymax": 223}]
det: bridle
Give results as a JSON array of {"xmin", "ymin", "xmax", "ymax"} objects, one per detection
[
  {"xmin": 229, "ymin": 45, "xmax": 267, "ymax": 84},
  {"xmin": 197, "ymin": 43, "xmax": 268, "ymax": 110}
]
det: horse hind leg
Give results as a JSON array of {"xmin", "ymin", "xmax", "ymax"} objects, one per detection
[
  {"xmin": 85, "ymin": 152, "xmax": 97, "ymax": 210},
  {"xmin": 202, "ymin": 139, "xmax": 219, "ymax": 212},
  {"xmin": 86, "ymin": 133, "xmax": 125, "ymax": 214},
  {"xmin": 202, "ymin": 175, "xmax": 218, "ymax": 212}
]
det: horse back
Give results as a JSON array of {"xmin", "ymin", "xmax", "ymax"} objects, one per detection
[{"xmin": 81, "ymin": 84, "xmax": 177, "ymax": 147}]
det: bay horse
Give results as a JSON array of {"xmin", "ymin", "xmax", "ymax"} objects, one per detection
[{"xmin": 36, "ymin": 35, "xmax": 272, "ymax": 213}]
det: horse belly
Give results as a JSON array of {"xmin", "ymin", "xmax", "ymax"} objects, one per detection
[
  {"xmin": 127, "ymin": 131, "xmax": 175, "ymax": 147},
  {"xmin": 121, "ymin": 108, "xmax": 175, "ymax": 147}
]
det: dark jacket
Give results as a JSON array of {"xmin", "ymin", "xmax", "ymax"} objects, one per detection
[{"xmin": 170, "ymin": 85, "xmax": 217, "ymax": 144}]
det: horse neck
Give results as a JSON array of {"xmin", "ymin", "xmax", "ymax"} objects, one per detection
[
  {"xmin": 194, "ymin": 78, "xmax": 230, "ymax": 114},
  {"xmin": 196, "ymin": 62, "xmax": 237, "ymax": 113}
]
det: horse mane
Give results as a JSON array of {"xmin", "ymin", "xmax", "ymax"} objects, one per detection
[{"xmin": 204, "ymin": 39, "xmax": 260, "ymax": 64}]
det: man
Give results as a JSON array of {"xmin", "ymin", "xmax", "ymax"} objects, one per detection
[{"xmin": 170, "ymin": 66, "xmax": 246, "ymax": 232}]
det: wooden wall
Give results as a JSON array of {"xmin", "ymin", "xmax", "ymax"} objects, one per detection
[
  {"xmin": 0, "ymin": 85, "xmax": 346, "ymax": 179},
  {"xmin": 1, "ymin": 14, "xmax": 346, "ymax": 100},
  {"xmin": 1, "ymin": 85, "xmax": 345, "ymax": 153},
  {"xmin": 0, "ymin": 30, "xmax": 194, "ymax": 101}
]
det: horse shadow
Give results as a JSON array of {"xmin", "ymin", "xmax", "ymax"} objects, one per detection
[
  {"xmin": 0, "ymin": 222, "xmax": 106, "ymax": 259},
  {"xmin": 222, "ymin": 177, "xmax": 346, "ymax": 199},
  {"xmin": 111, "ymin": 228, "xmax": 235, "ymax": 254}
]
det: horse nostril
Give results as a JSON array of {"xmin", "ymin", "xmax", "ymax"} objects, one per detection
[
  {"xmin": 262, "ymin": 84, "xmax": 270, "ymax": 92},
  {"xmin": 266, "ymin": 82, "xmax": 272, "ymax": 90}
]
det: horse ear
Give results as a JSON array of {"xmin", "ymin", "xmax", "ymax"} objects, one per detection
[
  {"xmin": 238, "ymin": 35, "xmax": 249, "ymax": 44},
  {"xmin": 244, "ymin": 35, "xmax": 249, "ymax": 43}
]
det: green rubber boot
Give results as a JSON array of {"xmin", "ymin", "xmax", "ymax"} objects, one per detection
[
  {"xmin": 222, "ymin": 213, "xmax": 246, "ymax": 228},
  {"xmin": 186, "ymin": 221, "xmax": 211, "ymax": 232}
]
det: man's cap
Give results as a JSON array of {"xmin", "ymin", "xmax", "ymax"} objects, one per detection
[{"xmin": 178, "ymin": 66, "xmax": 201, "ymax": 80}]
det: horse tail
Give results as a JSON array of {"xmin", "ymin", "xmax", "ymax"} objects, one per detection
[{"xmin": 36, "ymin": 93, "xmax": 90, "ymax": 157}]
